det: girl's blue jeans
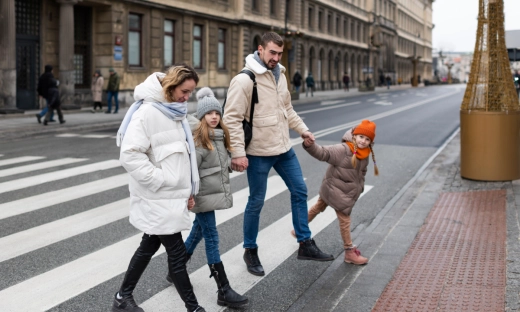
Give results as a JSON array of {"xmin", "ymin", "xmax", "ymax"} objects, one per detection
[{"xmin": 184, "ymin": 210, "xmax": 221, "ymax": 265}]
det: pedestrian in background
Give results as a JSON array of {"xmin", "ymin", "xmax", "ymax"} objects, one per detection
[
  {"xmin": 292, "ymin": 70, "xmax": 302, "ymax": 93},
  {"xmin": 171, "ymin": 87, "xmax": 248, "ymax": 308},
  {"xmin": 106, "ymin": 68, "xmax": 120, "ymax": 114},
  {"xmin": 43, "ymin": 78, "xmax": 65, "ymax": 126},
  {"xmin": 91, "ymin": 70, "xmax": 104, "ymax": 112},
  {"xmin": 306, "ymin": 72, "xmax": 315, "ymax": 97},
  {"xmin": 113, "ymin": 64, "xmax": 205, "ymax": 312},
  {"xmin": 36, "ymin": 64, "xmax": 55, "ymax": 123},
  {"xmin": 296, "ymin": 120, "xmax": 379, "ymax": 265},
  {"xmin": 385, "ymin": 75, "xmax": 391, "ymax": 89},
  {"xmin": 343, "ymin": 72, "xmax": 350, "ymax": 91},
  {"xmin": 224, "ymin": 32, "xmax": 333, "ymax": 278}
]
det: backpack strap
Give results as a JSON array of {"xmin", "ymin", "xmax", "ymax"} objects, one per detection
[{"xmin": 239, "ymin": 69, "xmax": 258, "ymax": 124}]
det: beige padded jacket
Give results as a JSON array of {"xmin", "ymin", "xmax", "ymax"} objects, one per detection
[{"xmin": 223, "ymin": 54, "xmax": 308, "ymax": 158}]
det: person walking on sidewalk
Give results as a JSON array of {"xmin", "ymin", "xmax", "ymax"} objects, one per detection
[
  {"xmin": 305, "ymin": 72, "xmax": 315, "ymax": 97},
  {"xmin": 295, "ymin": 120, "xmax": 379, "ymax": 265},
  {"xmin": 385, "ymin": 75, "xmax": 391, "ymax": 90},
  {"xmin": 223, "ymin": 32, "xmax": 333, "ymax": 277},
  {"xmin": 343, "ymin": 72, "xmax": 350, "ymax": 91},
  {"xmin": 36, "ymin": 64, "xmax": 55, "ymax": 123},
  {"xmin": 168, "ymin": 87, "xmax": 248, "ymax": 308},
  {"xmin": 91, "ymin": 70, "xmax": 104, "ymax": 112},
  {"xmin": 43, "ymin": 78, "xmax": 65, "ymax": 126},
  {"xmin": 292, "ymin": 70, "xmax": 302, "ymax": 93},
  {"xmin": 113, "ymin": 64, "xmax": 206, "ymax": 312},
  {"xmin": 106, "ymin": 68, "xmax": 120, "ymax": 114}
]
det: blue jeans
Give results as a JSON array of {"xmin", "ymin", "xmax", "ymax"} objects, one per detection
[
  {"xmin": 39, "ymin": 99, "xmax": 54, "ymax": 120},
  {"xmin": 185, "ymin": 211, "xmax": 221, "ymax": 265},
  {"xmin": 243, "ymin": 148, "xmax": 311, "ymax": 248},
  {"xmin": 107, "ymin": 91, "xmax": 119, "ymax": 112}
]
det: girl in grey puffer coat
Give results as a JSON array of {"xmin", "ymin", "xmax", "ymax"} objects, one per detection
[{"xmin": 179, "ymin": 87, "xmax": 249, "ymax": 308}]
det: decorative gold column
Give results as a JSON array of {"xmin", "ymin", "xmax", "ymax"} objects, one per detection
[
  {"xmin": 460, "ymin": 0, "xmax": 520, "ymax": 181},
  {"xmin": 57, "ymin": 0, "xmax": 80, "ymax": 108},
  {"xmin": 0, "ymin": 0, "xmax": 21, "ymax": 113}
]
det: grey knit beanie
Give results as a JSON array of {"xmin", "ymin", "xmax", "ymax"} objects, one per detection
[{"xmin": 196, "ymin": 87, "xmax": 222, "ymax": 120}]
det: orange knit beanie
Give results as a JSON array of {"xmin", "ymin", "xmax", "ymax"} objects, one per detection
[{"xmin": 352, "ymin": 120, "xmax": 376, "ymax": 141}]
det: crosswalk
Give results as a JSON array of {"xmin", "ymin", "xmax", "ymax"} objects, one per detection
[{"xmin": 0, "ymin": 154, "xmax": 373, "ymax": 312}]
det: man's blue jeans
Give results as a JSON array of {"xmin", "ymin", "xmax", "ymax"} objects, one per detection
[
  {"xmin": 185, "ymin": 211, "xmax": 221, "ymax": 265},
  {"xmin": 107, "ymin": 91, "xmax": 119, "ymax": 112},
  {"xmin": 243, "ymin": 148, "xmax": 311, "ymax": 248},
  {"xmin": 39, "ymin": 99, "xmax": 54, "ymax": 119}
]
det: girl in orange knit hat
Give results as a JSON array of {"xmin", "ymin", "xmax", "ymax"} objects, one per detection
[{"xmin": 292, "ymin": 119, "xmax": 378, "ymax": 265}]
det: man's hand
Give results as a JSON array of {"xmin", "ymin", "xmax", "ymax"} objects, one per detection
[
  {"xmin": 303, "ymin": 137, "xmax": 314, "ymax": 147},
  {"xmin": 187, "ymin": 196, "xmax": 195, "ymax": 210},
  {"xmin": 231, "ymin": 156, "xmax": 248, "ymax": 172},
  {"xmin": 301, "ymin": 131, "xmax": 315, "ymax": 144}
]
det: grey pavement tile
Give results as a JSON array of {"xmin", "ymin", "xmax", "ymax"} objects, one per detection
[{"xmin": 333, "ymin": 293, "xmax": 379, "ymax": 312}]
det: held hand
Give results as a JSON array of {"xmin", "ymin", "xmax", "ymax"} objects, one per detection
[
  {"xmin": 187, "ymin": 196, "xmax": 195, "ymax": 210},
  {"xmin": 231, "ymin": 157, "xmax": 248, "ymax": 172},
  {"xmin": 301, "ymin": 131, "xmax": 315, "ymax": 144},
  {"xmin": 303, "ymin": 137, "xmax": 314, "ymax": 147}
]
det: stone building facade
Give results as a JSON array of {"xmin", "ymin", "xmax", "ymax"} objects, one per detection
[{"xmin": 0, "ymin": 0, "xmax": 433, "ymax": 112}]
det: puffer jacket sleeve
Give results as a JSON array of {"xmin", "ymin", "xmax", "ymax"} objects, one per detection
[
  {"xmin": 303, "ymin": 142, "xmax": 346, "ymax": 167},
  {"xmin": 223, "ymin": 74, "xmax": 251, "ymax": 158},
  {"xmin": 120, "ymin": 114, "xmax": 165, "ymax": 193}
]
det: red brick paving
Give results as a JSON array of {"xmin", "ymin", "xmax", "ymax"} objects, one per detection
[{"xmin": 372, "ymin": 190, "xmax": 507, "ymax": 312}]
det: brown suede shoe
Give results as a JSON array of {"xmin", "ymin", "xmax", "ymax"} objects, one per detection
[{"xmin": 344, "ymin": 247, "xmax": 368, "ymax": 265}]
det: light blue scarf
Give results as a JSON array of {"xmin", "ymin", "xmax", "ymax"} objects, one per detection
[{"xmin": 116, "ymin": 100, "xmax": 199, "ymax": 195}]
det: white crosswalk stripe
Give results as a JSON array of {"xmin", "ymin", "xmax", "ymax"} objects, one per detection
[
  {"xmin": 0, "ymin": 154, "xmax": 374, "ymax": 312},
  {"xmin": 0, "ymin": 156, "xmax": 45, "ymax": 167}
]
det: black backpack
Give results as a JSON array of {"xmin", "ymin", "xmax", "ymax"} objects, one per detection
[{"xmin": 222, "ymin": 69, "xmax": 258, "ymax": 149}]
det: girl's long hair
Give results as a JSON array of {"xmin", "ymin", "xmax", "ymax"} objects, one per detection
[{"xmin": 193, "ymin": 116, "xmax": 233, "ymax": 151}]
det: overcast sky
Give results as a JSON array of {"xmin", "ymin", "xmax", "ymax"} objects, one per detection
[{"xmin": 432, "ymin": 0, "xmax": 520, "ymax": 52}]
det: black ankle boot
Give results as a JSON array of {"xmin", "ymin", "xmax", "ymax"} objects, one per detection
[
  {"xmin": 209, "ymin": 262, "xmax": 248, "ymax": 308},
  {"xmin": 243, "ymin": 248, "xmax": 265, "ymax": 276},
  {"xmin": 298, "ymin": 238, "xmax": 334, "ymax": 261}
]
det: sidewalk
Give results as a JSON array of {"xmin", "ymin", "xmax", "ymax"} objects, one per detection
[
  {"xmin": 291, "ymin": 130, "xmax": 520, "ymax": 311},
  {"xmin": 0, "ymin": 84, "xmax": 419, "ymax": 142}
]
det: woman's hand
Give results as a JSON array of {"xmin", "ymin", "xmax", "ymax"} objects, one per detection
[{"xmin": 187, "ymin": 196, "xmax": 195, "ymax": 210}]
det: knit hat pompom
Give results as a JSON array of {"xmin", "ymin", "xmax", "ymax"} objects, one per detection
[
  {"xmin": 352, "ymin": 119, "xmax": 376, "ymax": 142},
  {"xmin": 196, "ymin": 87, "xmax": 215, "ymax": 101},
  {"xmin": 196, "ymin": 87, "xmax": 222, "ymax": 120}
]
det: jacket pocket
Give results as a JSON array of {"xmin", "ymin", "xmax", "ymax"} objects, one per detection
[
  {"xmin": 153, "ymin": 141, "xmax": 190, "ymax": 189},
  {"xmin": 154, "ymin": 141, "xmax": 186, "ymax": 162},
  {"xmin": 253, "ymin": 114, "xmax": 278, "ymax": 127}
]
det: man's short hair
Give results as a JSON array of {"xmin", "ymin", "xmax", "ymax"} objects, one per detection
[{"xmin": 260, "ymin": 32, "xmax": 284, "ymax": 48}]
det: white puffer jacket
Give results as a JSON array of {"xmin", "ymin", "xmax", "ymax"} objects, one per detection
[{"xmin": 120, "ymin": 73, "xmax": 192, "ymax": 235}]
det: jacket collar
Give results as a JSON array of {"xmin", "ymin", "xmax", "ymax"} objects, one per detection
[{"xmin": 245, "ymin": 53, "xmax": 286, "ymax": 75}]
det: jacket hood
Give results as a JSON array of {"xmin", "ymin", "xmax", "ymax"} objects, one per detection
[
  {"xmin": 245, "ymin": 54, "xmax": 286, "ymax": 75},
  {"xmin": 134, "ymin": 72, "xmax": 167, "ymax": 103}
]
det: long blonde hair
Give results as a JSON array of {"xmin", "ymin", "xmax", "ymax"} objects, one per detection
[
  {"xmin": 193, "ymin": 116, "xmax": 233, "ymax": 151},
  {"xmin": 161, "ymin": 64, "xmax": 199, "ymax": 102}
]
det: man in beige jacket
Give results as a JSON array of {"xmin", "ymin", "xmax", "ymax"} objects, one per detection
[{"xmin": 223, "ymin": 32, "xmax": 333, "ymax": 277}]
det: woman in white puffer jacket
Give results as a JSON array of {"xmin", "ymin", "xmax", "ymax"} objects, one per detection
[{"xmin": 112, "ymin": 64, "xmax": 206, "ymax": 312}]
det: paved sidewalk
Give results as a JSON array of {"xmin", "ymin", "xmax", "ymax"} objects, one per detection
[
  {"xmin": 0, "ymin": 84, "xmax": 419, "ymax": 142},
  {"xmin": 289, "ymin": 131, "xmax": 520, "ymax": 311}
]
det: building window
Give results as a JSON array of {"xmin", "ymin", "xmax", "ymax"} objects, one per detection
[
  {"xmin": 327, "ymin": 13, "xmax": 332, "ymax": 33},
  {"xmin": 318, "ymin": 11, "xmax": 323, "ymax": 31},
  {"xmin": 343, "ymin": 19, "xmax": 347, "ymax": 38},
  {"xmin": 128, "ymin": 13, "xmax": 142, "ymax": 67},
  {"xmin": 336, "ymin": 16, "xmax": 340, "ymax": 35},
  {"xmin": 252, "ymin": 0, "xmax": 258, "ymax": 11},
  {"xmin": 270, "ymin": 0, "xmax": 276, "ymax": 16},
  {"xmin": 164, "ymin": 19, "xmax": 175, "ymax": 67},
  {"xmin": 308, "ymin": 6, "xmax": 314, "ymax": 29},
  {"xmin": 193, "ymin": 24, "xmax": 203, "ymax": 69},
  {"xmin": 218, "ymin": 28, "xmax": 226, "ymax": 70}
]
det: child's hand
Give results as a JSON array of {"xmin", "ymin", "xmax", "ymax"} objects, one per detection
[
  {"xmin": 303, "ymin": 137, "xmax": 314, "ymax": 147},
  {"xmin": 187, "ymin": 196, "xmax": 195, "ymax": 210}
]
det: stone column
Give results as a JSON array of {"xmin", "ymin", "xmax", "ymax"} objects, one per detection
[
  {"xmin": 0, "ymin": 0, "xmax": 21, "ymax": 113},
  {"xmin": 57, "ymin": 0, "xmax": 80, "ymax": 108}
]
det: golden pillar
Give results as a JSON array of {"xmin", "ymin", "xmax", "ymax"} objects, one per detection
[{"xmin": 460, "ymin": 0, "xmax": 520, "ymax": 181}]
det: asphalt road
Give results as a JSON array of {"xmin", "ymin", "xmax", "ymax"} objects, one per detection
[{"xmin": 0, "ymin": 84, "xmax": 465, "ymax": 312}]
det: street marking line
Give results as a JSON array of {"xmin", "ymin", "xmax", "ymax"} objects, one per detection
[
  {"xmin": 80, "ymin": 134, "xmax": 113, "ymax": 139},
  {"xmin": 320, "ymin": 100, "xmax": 345, "ymax": 106},
  {"xmin": 0, "ymin": 175, "xmax": 289, "ymax": 311},
  {"xmin": 367, "ymin": 98, "xmax": 376, "ymax": 102},
  {"xmin": 298, "ymin": 102, "xmax": 361, "ymax": 114},
  {"xmin": 0, "ymin": 159, "xmax": 121, "ymax": 195},
  {"xmin": 374, "ymin": 101, "xmax": 393, "ymax": 106},
  {"xmin": 55, "ymin": 134, "xmax": 81, "ymax": 138},
  {"xmin": 0, "ymin": 174, "xmax": 129, "ymax": 221},
  {"xmin": 291, "ymin": 90, "xmax": 460, "ymax": 145},
  {"xmin": 0, "ymin": 156, "xmax": 46, "ymax": 168},
  {"xmin": 0, "ymin": 158, "xmax": 87, "ymax": 178},
  {"xmin": 141, "ymin": 186, "xmax": 373, "ymax": 312}
]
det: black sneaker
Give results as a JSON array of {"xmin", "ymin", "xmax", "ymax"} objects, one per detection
[
  {"xmin": 297, "ymin": 239, "xmax": 334, "ymax": 261},
  {"xmin": 112, "ymin": 293, "xmax": 144, "ymax": 312},
  {"xmin": 190, "ymin": 306, "xmax": 206, "ymax": 312}
]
